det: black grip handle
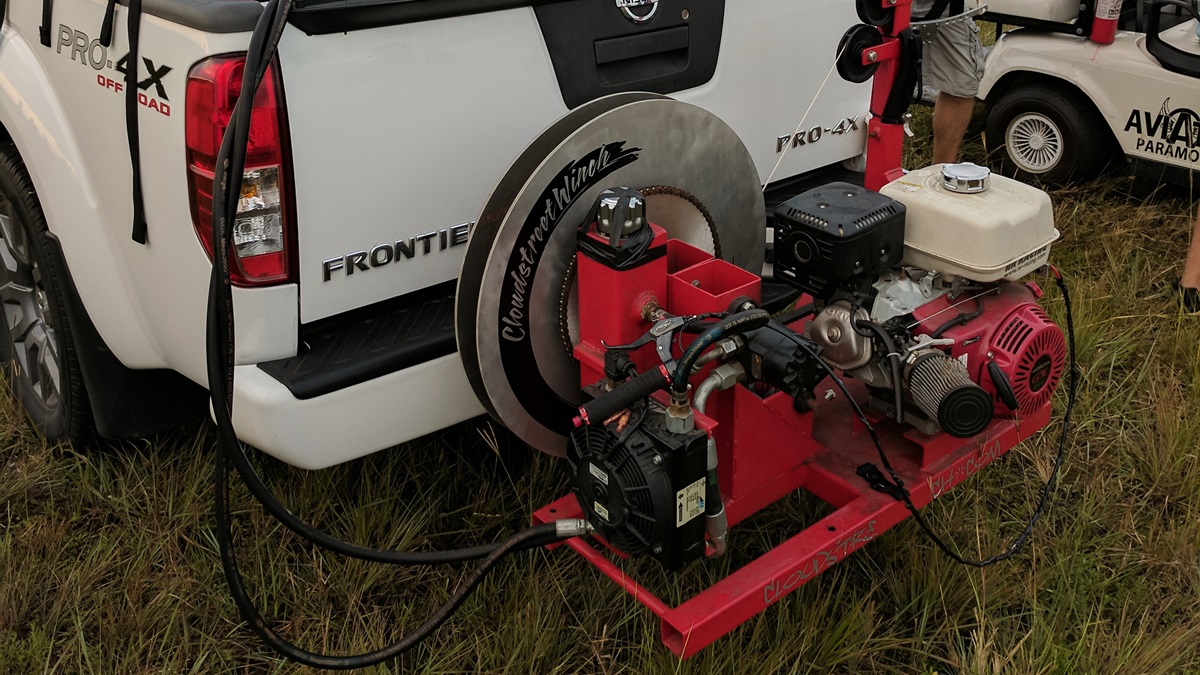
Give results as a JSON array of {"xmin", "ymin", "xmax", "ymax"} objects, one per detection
[
  {"xmin": 575, "ymin": 365, "xmax": 670, "ymax": 427},
  {"xmin": 987, "ymin": 361, "xmax": 1020, "ymax": 411}
]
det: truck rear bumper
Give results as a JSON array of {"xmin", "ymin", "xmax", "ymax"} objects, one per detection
[{"xmin": 230, "ymin": 352, "xmax": 484, "ymax": 470}]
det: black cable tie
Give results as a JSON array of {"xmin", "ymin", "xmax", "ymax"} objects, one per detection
[
  {"xmin": 99, "ymin": 0, "xmax": 118, "ymax": 47},
  {"xmin": 856, "ymin": 463, "xmax": 908, "ymax": 501},
  {"xmin": 39, "ymin": 0, "xmax": 53, "ymax": 46},
  {"xmin": 126, "ymin": 0, "xmax": 148, "ymax": 244}
]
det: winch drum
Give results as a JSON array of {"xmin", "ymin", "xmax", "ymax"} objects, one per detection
[{"xmin": 456, "ymin": 94, "xmax": 768, "ymax": 455}]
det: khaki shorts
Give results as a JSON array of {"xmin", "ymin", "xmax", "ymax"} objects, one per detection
[{"xmin": 918, "ymin": 16, "xmax": 984, "ymax": 99}]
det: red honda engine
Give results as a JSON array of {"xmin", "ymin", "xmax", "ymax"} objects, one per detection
[{"xmin": 911, "ymin": 284, "xmax": 1067, "ymax": 418}]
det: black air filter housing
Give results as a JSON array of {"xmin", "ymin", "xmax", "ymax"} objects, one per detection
[
  {"xmin": 772, "ymin": 182, "xmax": 905, "ymax": 299},
  {"xmin": 907, "ymin": 351, "xmax": 994, "ymax": 438}
]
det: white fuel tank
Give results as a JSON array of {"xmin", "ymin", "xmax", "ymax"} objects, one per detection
[
  {"xmin": 985, "ymin": 0, "xmax": 1079, "ymax": 23},
  {"xmin": 879, "ymin": 164, "xmax": 1059, "ymax": 282}
]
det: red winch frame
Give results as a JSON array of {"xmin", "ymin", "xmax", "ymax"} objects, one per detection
[
  {"xmin": 533, "ymin": 1, "xmax": 1053, "ymax": 658},
  {"xmin": 534, "ymin": 230, "xmax": 1050, "ymax": 655},
  {"xmin": 864, "ymin": 0, "xmax": 914, "ymax": 191}
]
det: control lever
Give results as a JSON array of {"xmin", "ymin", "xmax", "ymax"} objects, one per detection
[{"xmin": 602, "ymin": 314, "xmax": 694, "ymax": 373}]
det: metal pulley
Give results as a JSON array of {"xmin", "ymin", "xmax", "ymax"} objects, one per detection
[
  {"xmin": 836, "ymin": 24, "xmax": 885, "ymax": 84},
  {"xmin": 855, "ymin": 0, "xmax": 896, "ymax": 30}
]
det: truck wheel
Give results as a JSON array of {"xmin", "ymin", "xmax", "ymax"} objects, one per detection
[
  {"xmin": 986, "ymin": 83, "xmax": 1114, "ymax": 183},
  {"xmin": 0, "ymin": 142, "xmax": 92, "ymax": 442}
]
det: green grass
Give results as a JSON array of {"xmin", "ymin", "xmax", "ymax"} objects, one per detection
[{"xmin": 4, "ymin": 115, "xmax": 1200, "ymax": 673}]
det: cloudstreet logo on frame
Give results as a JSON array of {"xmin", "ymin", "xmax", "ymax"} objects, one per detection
[{"xmin": 1123, "ymin": 98, "xmax": 1200, "ymax": 164}]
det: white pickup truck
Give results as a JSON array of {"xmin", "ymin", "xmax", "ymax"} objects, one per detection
[{"xmin": 0, "ymin": 0, "xmax": 869, "ymax": 469}]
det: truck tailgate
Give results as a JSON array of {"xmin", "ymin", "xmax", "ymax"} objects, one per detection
[{"xmin": 277, "ymin": 0, "xmax": 867, "ymax": 323}]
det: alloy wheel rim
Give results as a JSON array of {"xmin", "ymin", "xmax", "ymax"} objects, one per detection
[
  {"xmin": 0, "ymin": 197, "xmax": 62, "ymax": 411},
  {"xmin": 1006, "ymin": 112, "xmax": 1064, "ymax": 174}
]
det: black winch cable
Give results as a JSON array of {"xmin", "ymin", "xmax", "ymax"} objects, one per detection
[
  {"xmin": 765, "ymin": 266, "xmax": 1077, "ymax": 567},
  {"xmin": 207, "ymin": 0, "xmax": 584, "ymax": 666}
]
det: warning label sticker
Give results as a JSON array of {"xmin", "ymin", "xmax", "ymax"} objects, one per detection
[
  {"xmin": 676, "ymin": 478, "xmax": 706, "ymax": 527},
  {"xmin": 594, "ymin": 501, "xmax": 611, "ymax": 523},
  {"xmin": 589, "ymin": 463, "xmax": 609, "ymax": 485}
]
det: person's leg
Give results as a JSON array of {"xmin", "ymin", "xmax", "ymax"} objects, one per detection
[
  {"xmin": 1176, "ymin": 207, "xmax": 1200, "ymax": 311},
  {"xmin": 932, "ymin": 92, "xmax": 976, "ymax": 164},
  {"xmin": 1183, "ymin": 207, "xmax": 1200, "ymax": 287}
]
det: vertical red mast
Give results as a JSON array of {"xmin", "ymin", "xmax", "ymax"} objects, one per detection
[{"xmin": 863, "ymin": 0, "xmax": 914, "ymax": 191}]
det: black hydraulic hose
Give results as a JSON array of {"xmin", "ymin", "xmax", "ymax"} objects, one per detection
[
  {"xmin": 204, "ymin": 0, "xmax": 586, "ymax": 668},
  {"xmin": 672, "ymin": 309, "xmax": 770, "ymax": 393},
  {"xmin": 207, "ymin": 0, "xmax": 516, "ymax": 567},
  {"xmin": 216, "ymin": 447, "xmax": 563, "ymax": 670},
  {"xmin": 854, "ymin": 319, "xmax": 905, "ymax": 424}
]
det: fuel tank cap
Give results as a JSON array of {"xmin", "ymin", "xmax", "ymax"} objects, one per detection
[{"xmin": 941, "ymin": 162, "xmax": 991, "ymax": 194}]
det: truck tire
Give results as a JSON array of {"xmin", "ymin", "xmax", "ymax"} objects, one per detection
[
  {"xmin": 986, "ymin": 82, "xmax": 1116, "ymax": 184},
  {"xmin": 0, "ymin": 142, "xmax": 92, "ymax": 442}
]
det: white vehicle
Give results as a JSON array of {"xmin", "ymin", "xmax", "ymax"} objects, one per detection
[
  {"xmin": 981, "ymin": 0, "xmax": 1200, "ymax": 183},
  {"xmin": 0, "ymin": 0, "xmax": 869, "ymax": 468}
]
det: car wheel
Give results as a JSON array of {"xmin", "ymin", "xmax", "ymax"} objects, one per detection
[
  {"xmin": 0, "ymin": 142, "xmax": 92, "ymax": 442},
  {"xmin": 986, "ymin": 82, "xmax": 1116, "ymax": 184}
]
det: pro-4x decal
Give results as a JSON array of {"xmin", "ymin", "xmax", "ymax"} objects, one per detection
[{"xmin": 55, "ymin": 24, "xmax": 173, "ymax": 116}]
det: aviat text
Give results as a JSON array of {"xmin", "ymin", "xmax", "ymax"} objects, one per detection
[{"xmin": 322, "ymin": 223, "xmax": 472, "ymax": 282}]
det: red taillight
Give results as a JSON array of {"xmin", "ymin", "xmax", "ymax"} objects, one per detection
[{"xmin": 186, "ymin": 55, "xmax": 295, "ymax": 286}]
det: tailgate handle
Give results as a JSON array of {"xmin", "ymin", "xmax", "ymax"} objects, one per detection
[{"xmin": 594, "ymin": 26, "xmax": 689, "ymax": 66}]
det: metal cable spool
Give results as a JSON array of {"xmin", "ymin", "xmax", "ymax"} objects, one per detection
[{"xmin": 456, "ymin": 94, "xmax": 766, "ymax": 455}]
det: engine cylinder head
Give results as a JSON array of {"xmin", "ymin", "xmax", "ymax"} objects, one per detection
[{"xmin": 907, "ymin": 351, "xmax": 994, "ymax": 438}]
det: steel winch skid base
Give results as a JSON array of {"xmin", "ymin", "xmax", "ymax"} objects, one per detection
[
  {"xmin": 535, "ymin": 394, "xmax": 1051, "ymax": 658},
  {"xmin": 533, "ymin": 233, "xmax": 1055, "ymax": 658}
]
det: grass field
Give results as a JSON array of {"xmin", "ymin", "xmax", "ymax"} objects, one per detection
[{"xmin": 3, "ymin": 111, "xmax": 1200, "ymax": 674}]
